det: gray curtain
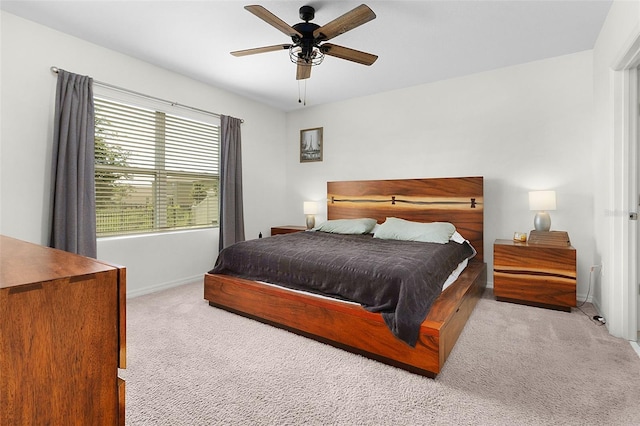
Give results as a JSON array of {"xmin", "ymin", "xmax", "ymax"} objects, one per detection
[
  {"xmin": 50, "ymin": 70, "xmax": 97, "ymax": 258},
  {"xmin": 218, "ymin": 115, "xmax": 245, "ymax": 250}
]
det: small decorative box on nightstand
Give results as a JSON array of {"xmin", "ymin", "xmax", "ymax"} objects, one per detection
[
  {"xmin": 270, "ymin": 225, "xmax": 307, "ymax": 236},
  {"xmin": 493, "ymin": 238, "xmax": 576, "ymax": 311}
]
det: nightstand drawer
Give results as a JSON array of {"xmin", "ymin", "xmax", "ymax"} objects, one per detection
[
  {"xmin": 493, "ymin": 244, "xmax": 576, "ymax": 277},
  {"xmin": 493, "ymin": 272, "xmax": 576, "ymax": 308}
]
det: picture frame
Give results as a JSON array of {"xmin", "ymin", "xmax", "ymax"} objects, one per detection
[{"xmin": 300, "ymin": 127, "xmax": 323, "ymax": 163}]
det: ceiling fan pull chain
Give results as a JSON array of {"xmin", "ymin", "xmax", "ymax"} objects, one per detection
[{"xmin": 297, "ymin": 80, "xmax": 307, "ymax": 106}]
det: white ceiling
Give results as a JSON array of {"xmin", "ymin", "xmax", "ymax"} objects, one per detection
[{"xmin": 1, "ymin": 0, "xmax": 612, "ymax": 112}]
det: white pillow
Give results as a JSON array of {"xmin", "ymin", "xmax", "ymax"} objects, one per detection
[
  {"xmin": 373, "ymin": 217, "xmax": 455, "ymax": 244},
  {"xmin": 450, "ymin": 231, "xmax": 466, "ymax": 244},
  {"xmin": 313, "ymin": 218, "xmax": 378, "ymax": 234}
]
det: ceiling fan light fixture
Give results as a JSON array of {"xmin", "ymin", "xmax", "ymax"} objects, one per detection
[{"xmin": 289, "ymin": 45, "xmax": 325, "ymax": 66}]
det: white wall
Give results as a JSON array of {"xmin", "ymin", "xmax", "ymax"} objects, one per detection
[
  {"xmin": 592, "ymin": 0, "xmax": 640, "ymax": 339},
  {"xmin": 0, "ymin": 12, "xmax": 287, "ymax": 296},
  {"xmin": 3, "ymin": 6, "xmax": 634, "ymax": 317},
  {"xmin": 284, "ymin": 51, "xmax": 596, "ymax": 299}
]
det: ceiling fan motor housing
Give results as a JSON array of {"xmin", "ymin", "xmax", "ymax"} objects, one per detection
[{"xmin": 292, "ymin": 21, "xmax": 322, "ymax": 63}]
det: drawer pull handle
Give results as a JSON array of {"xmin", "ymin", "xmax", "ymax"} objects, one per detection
[{"xmin": 9, "ymin": 283, "xmax": 43, "ymax": 294}]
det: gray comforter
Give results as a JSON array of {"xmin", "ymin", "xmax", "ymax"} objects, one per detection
[{"xmin": 210, "ymin": 231, "xmax": 475, "ymax": 347}]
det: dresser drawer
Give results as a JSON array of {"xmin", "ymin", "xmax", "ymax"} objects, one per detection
[{"xmin": 118, "ymin": 378, "xmax": 125, "ymax": 426}]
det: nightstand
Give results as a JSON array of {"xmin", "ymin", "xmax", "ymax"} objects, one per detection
[
  {"xmin": 270, "ymin": 225, "xmax": 307, "ymax": 236},
  {"xmin": 493, "ymin": 239, "xmax": 576, "ymax": 311}
]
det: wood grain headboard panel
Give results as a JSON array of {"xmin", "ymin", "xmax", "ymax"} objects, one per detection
[{"xmin": 327, "ymin": 177, "xmax": 484, "ymax": 262}]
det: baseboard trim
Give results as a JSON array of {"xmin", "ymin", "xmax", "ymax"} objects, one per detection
[{"xmin": 127, "ymin": 275, "xmax": 203, "ymax": 298}]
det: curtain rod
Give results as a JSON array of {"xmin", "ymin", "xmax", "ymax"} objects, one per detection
[{"xmin": 50, "ymin": 66, "xmax": 243, "ymax": 123}]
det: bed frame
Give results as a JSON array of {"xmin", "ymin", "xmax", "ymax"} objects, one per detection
[{"xmin": 204, "ymin": 177, "xmax": 486, "ymax": 377}]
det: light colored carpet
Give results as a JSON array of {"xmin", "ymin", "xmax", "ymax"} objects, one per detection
[{"xmin": 122, "ymin": 281, "xmax": 640, "ymax": 425}]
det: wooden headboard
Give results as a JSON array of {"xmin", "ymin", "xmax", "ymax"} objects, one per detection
[{"xmin": 327, "ymin": 176, "xmax": 484, "ymax": 262}]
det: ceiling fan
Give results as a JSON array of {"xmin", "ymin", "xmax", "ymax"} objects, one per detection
[{"xmin": 231, "ymin": 4, "xmax": 378, "ymax": 80}]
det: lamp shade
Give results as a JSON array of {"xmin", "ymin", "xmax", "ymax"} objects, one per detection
[
  {"xmin": 303, "ymin": 201, "xmax": 318, "ymax": 215},
  {"xmin": 529, "ymin": 190, "xmax": 556, "ymax": 211}
]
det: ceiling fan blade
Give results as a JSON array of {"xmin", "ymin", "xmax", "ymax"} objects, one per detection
[
  {"xmin": 231, "ymin": 44, "xmax": 291, "ymax": 57},
  {"xmin": 245, "ymin": 5, "xmax": 303, "ymax": 38},
  {"xmin": 313, "ymin": 4, "xmax": 376, "ymax": 41},
  {"xmin": 321, "ymin": 43, "xmax": 378, "ymax": 66},
  {"xmin": 296, "ymin": 61, "xmax": 312, "ymax": 80}
]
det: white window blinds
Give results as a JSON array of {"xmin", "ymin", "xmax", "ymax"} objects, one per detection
[{"xmin": 94, "ymin": 97, "xmax": 220, "ymax": 237}]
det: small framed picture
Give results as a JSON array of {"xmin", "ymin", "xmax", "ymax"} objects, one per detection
[{"xmin": 300, "ymin": 127, "xmax": 323, "ymax": 163}]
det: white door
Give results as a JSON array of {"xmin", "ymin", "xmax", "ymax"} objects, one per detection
[
  {"xmin": 637, "ymin": 68, "xmax": 640, "ymax": 341},
  {"xmin": 613, "ymin": 29, "xmax": 640, "ymax": 342}
]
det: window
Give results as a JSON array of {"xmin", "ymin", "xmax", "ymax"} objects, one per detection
[{"xmin": 94, "ymin": 97, "xmax": 219, "ymax": 237}]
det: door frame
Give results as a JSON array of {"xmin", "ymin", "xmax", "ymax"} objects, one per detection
[{"xmin": 612, "ymin": 29, "xmax": 640, "ymax": 341}]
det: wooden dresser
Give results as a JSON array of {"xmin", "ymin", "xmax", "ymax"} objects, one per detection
[
  {"xmin": 493, "ymin": 238, "xmax": 576, "ymax": 311},
  {"xmin": 0, "ymin": 235, "xmax": 126, "ymax": 426}
]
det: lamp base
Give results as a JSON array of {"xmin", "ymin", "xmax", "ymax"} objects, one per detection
[
  {"xmin": 306, "ymin": 215, "xmax": 315, "ymax": 230},
  {"xmin": 533, "ymin": 212, "xmax": 551, "ymax": 232}
]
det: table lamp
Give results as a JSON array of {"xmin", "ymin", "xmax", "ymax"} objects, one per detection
[
  {"xmin": 529, "ymin": 190, "xmax": 556, "ymax": 232},
  {"xmin": 303, "ymin": 201, "xmax": 317, "ymax": 229}
]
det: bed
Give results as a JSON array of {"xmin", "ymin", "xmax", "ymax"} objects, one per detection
[{"xmin": 204, "ymin": 176, "xmax": 486, "ymax": 377}]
